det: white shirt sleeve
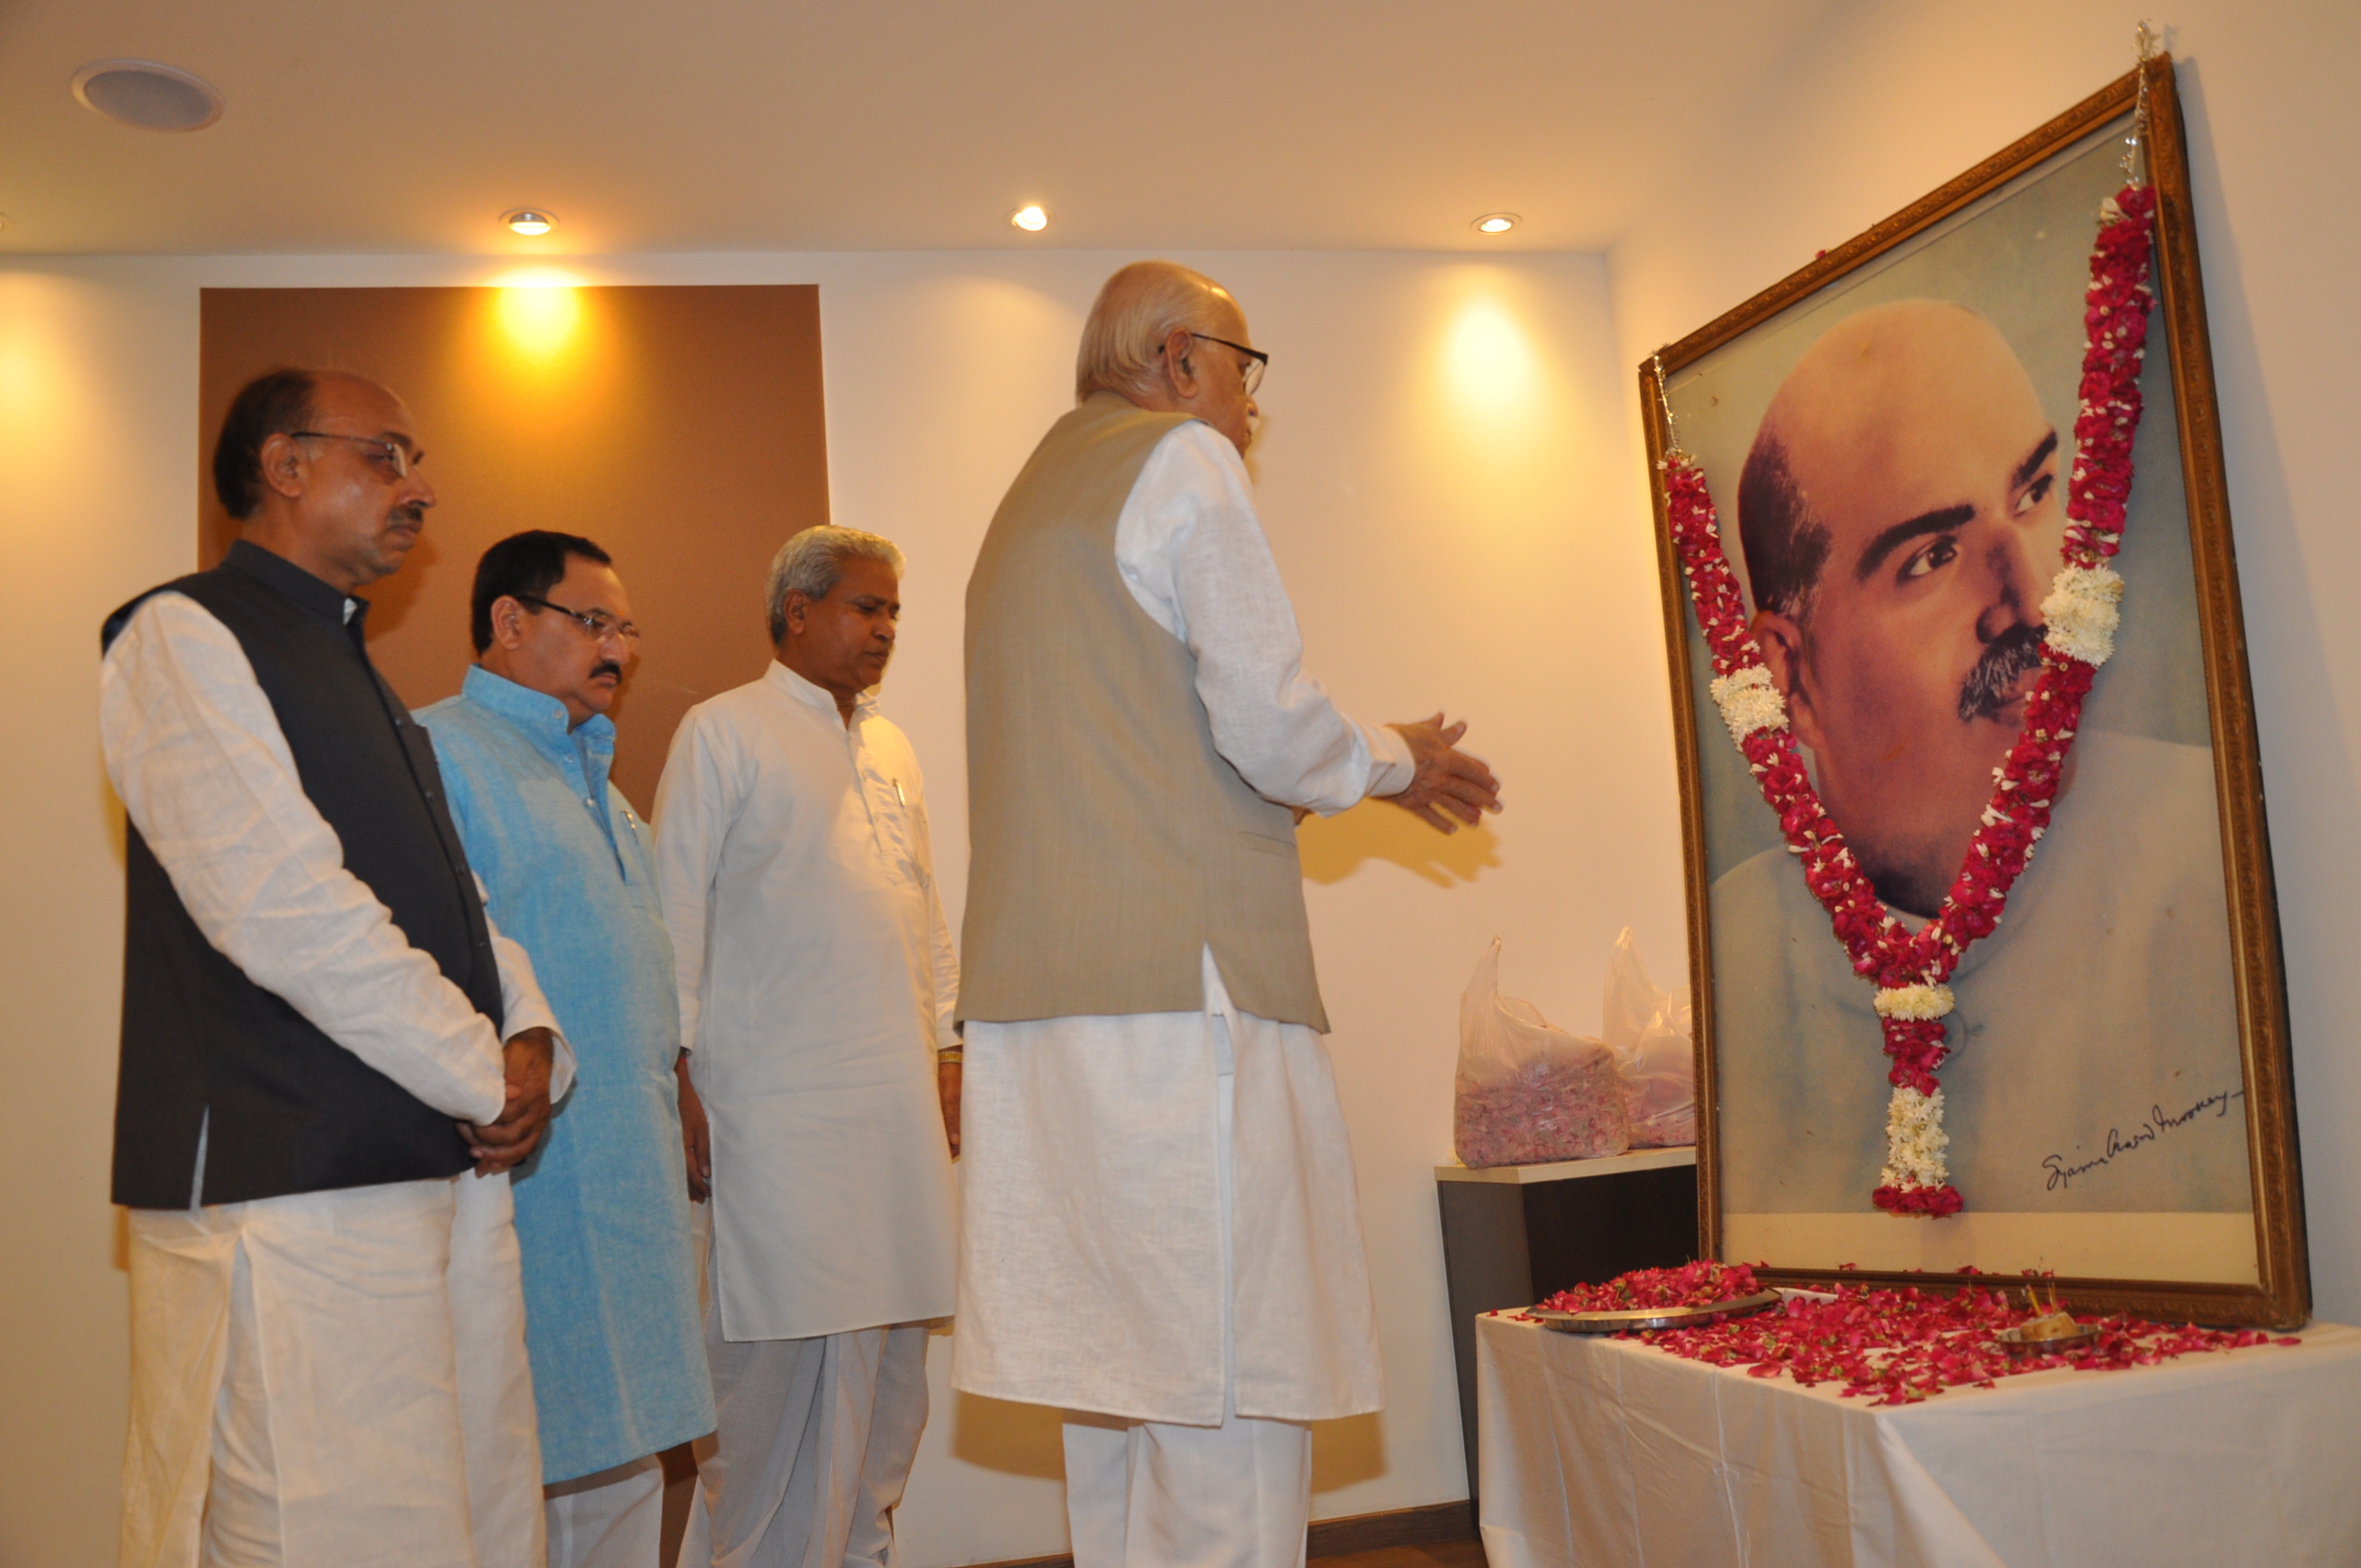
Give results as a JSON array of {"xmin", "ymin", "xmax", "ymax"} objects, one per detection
[
  {"xmin": 99, "ymin": 593, "xmax": 509, "ymax": 1126},
  {"xmin": 1114, "ymin": 421, "xmax": 1415, "ymax": 815},
  {"xmin": 480, "ymin": 882, "xmax": 575, "ymax": 1101},
  {"xmin": 651, "ymin": 704, "xmax": 739, "ymax": 1057},
  {"xmin": 904, "ymin": 768, "xmax": 961, "ymax": 1055}
]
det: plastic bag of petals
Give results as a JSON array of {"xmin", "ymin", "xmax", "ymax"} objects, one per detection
[
  {"xmin": 1454, "ymin": 937, "xmax": 1631, "ymax": 1168},
  {"xmin": 1600, "ymin": 927, "xmax": 1697, "ymax": 1147}
]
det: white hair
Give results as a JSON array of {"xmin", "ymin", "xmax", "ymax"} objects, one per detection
[
  {"xmin": 1076, "ymin": 260, "xmax": 1239, "ymax": 403},
  {"xmin": 764, "ymin": 525, "xmax": 905, "ymax": 643}
]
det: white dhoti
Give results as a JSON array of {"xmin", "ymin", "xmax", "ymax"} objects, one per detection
[
  {"xmin": 954, "ymin": 951, "xmax": 1380, "ymax": 1565},
  {"xmin": 694, "ymin": 1288, "xmax": 931, "ymax": 1568},
  {"xmin": 121, "ymin": 1172, "xmax": 546, "ymax": 1568}
]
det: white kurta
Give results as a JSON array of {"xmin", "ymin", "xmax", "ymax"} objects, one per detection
[
  {"xmin": 953, "ymin": 420, "xmax": 1412, "ymax": 1427},
  {"xmin": 654, "ymin": 661, "xmax": 958, "ymax": 1343},
  {"xmin": 102, "ymin": 587, "xmax": 571, "ymax": 1568}
]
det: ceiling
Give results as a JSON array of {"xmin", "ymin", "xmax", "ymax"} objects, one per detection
[{"xmin": 2, "ymin": 0, "xmax": 1837, "ymax": 256}]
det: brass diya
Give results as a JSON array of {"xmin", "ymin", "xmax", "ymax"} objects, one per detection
[{"xmin": 1994, "ymin": 1283, "xmax": 2100, "ymax": 1357}]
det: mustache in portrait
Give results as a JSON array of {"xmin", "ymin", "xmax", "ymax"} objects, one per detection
[{"xmin": 1956, "ymin": 622, "xmax": 2048, "ymax": 723}]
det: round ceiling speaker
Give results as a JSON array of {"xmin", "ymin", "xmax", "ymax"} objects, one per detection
[{"xmin": 71, "ymin": 59, "xmax": 225, "ymax": 132}]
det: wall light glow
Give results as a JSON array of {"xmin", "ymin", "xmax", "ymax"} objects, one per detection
[
  {"xmin": 491, "ymin": 269, "xmax": 586, "ymax": 357},
  {"xmin": 1443, "ymin": 299, "xmax": 1543, "ymax": 413},
  {"xmin": 1409, "ymin": 273, "xmax": 1568, "ymax": 534},
  {"xmin": 0, "ymin": 275, "xmax": 106, "ymax": 570},
  {"xmin": 1010, "ymin": 204, "xmax": 1048, "ymax": 233},
  {"xmin": 0, "ymin": 335, "xmax": 38, "ymax": 410}
]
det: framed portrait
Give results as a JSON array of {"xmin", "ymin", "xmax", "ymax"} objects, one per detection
[{"xmin": 1642, "ymin": 57, "xmax": 2308, "ymax": 1327}]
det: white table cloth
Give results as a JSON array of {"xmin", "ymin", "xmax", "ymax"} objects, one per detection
[{"xmin": 1476, "ymin": 1307, "xmax": 2361, "ymax": 1567}]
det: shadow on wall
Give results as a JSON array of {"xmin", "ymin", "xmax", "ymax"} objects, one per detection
[{"xmin": 1299, "ymin": 799, "xmax": 1501, "ymax": 888}]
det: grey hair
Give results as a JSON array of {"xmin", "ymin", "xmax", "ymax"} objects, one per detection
[
  {"xmin": 1076, "ymin": 260, "xmax": 1238, "ymax": 403},
  {"xmin": 764, "ymin": 525, "xmax": 906, "ymax": 643}
]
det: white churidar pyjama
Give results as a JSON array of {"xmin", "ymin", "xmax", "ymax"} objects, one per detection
[
  {"xmin": 693, "ymin": 1231, "xmax": 931, "ymax": 1568},
  {"xmin": 543, "ymin": 1456, "xmax": 663, "ymax": 1568},
  {"xmin": 1057, "ymin": 1012, "xmax": 1314, "ymax": 1568},
  {"xmin": 120, "ymin": 1172, "xmax": 546, "ymax": 1568},
  {"xmin": 1062, "ymin": 1413, "xmax": 1311, "ymax": 1568}
]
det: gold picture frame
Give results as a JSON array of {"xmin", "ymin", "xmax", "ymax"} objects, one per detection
[{"xmin": 1641, "ymin": 56, "xmax": 2307, "ymax": 1328}]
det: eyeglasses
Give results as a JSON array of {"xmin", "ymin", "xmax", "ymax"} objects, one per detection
[
  {"xmin": 1188, "ymin": 333, "xmax": 1268, "ymax": 396},
  {"xmin": 515, "ymin": 593, "xmax": 642, "ymax": 644},
  {"xmin": 289, "ymin": 430, "xmax": 423, "ymax": 478}
]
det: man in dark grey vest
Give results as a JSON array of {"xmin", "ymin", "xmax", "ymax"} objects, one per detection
[
  {"xmin": 954, "ymin": 261, "xmax": 1503, "ymax": 1565},
  {"xmin": 101, "ymin": 369, "xmax": 573, "ymax": 1567}
]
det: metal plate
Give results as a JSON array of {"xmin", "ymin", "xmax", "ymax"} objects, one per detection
[
  {"xmin": 1994, "ymin": 1323, "xmax": 2101, "ymax": 1357},
  {"xmin": 1531, "ymin": 1289, "xmax": 1783, "ymax": 1334}
]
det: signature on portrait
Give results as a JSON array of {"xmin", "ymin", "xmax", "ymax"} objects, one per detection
[{"xmin": 2042, "ymin": 1087, "xmax": 2246, "ymax": 1192}]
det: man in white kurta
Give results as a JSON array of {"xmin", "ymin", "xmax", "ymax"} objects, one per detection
[
  {"xmin": 956, "ymin": 262, "xmax": 1503, "ymax": 1567},
  {"xmin": 655, "ymin": 526, "xmax": 958, "ymax": 1568},
  {"xmin": 104, "ymin": 369, "xmax": 571, "ymax": 1568}
]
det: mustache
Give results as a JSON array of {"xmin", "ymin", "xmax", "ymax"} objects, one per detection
[
  {"xmin": 1956, "ymin": 623, "xmax": 2048, "ymax": 722},
  {"xmin": 590, "ymin": 661, "xmax": 624, "ymax": 682},
  {"xmin": 385, "ymin": 504, "xmax": 426, "ymax": 529}
]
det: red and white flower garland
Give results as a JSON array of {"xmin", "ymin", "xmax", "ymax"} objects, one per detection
[{"xmin": 1663, "ymin": 183, "xmax": 2159, "ymax": 1216}]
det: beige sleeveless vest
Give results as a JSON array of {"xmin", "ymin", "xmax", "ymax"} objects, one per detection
[{"xmin": 957, "ymin": 394, "xmax": 1329, "ymax": 1031}]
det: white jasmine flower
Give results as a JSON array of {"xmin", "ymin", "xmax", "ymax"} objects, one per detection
[
  {"xmin": 1873, "ymin": 983, "xmax": 1955, "ymax": 1021},
  {"xmin": 1708, "ymin": 666, "xmax": 1788, "ymax": 745},
  {"xmin": 1879, "ymin": 1086, "xmax": 1951, "ymax": 1188},
  {"xmin": 2042, "ymin": 565, "xmax": 2125, "ymax": 667}
]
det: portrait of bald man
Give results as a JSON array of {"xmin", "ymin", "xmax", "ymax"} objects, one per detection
[{"xmin": 1708, "ymin": 297, "xmax": 2255, "ymax": 1226}]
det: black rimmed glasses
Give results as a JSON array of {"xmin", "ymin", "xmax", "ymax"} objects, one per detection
[
  {"xmin": 1190, "ymin": 333, "xmax": 1267, "ymax": 396},
  {"xmin": 289, "ymin": 430, "xmax": 423, "ymax": 478},
  {"xmin": 515, "ymin": 594, "xmax": 642, "ymax": 645}
]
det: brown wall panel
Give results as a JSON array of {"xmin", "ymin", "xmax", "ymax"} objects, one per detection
[{"xmin": 198, "ymin": 284, "xmax": 830, "ymax": 810}]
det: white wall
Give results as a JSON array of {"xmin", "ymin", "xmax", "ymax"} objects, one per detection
[
  {"xmin": 1606, "ymin": 0, "xmax": 2361, "ymax": 1326},
  {"xmin": 0, "ymin": 247, "xmax": 1659, "ymax": 1567}
]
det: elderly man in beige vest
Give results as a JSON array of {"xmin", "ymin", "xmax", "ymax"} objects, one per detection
[{"xmin": 955, "ymin": 261, "xmax": 1502, "ymax": 1567}]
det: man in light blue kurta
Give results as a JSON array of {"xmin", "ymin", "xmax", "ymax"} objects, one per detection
[{"xmin": 418, "ymin": 530, "xmax": 713, "ymax": 1568}]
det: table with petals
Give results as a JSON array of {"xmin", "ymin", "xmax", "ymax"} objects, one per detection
[{"xmin": 1475, "ymin": 1307, "xmax": 2361, "ymax": 1567}]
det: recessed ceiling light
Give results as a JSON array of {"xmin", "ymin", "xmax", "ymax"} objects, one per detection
[
  {"xmin": 504, "ymin": 209, "xmax": 558, "ymax": 236},
  {"xmin": 71, "ymin": 59, "xmax": 225, "ymax": 132},
  {"xmin": 1010, "ymin": 205, "xmax": 1049, "ymax": 233},
  {"xmin": 1473, "ymin": 213, "xmax": 1520, "ymax": 235}
]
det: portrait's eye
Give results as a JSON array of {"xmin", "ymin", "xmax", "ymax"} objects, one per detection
[
  {"xmin": 1900, "ymin": 535, "xmax": 1959, "ymax": 582},
  {"xmin": 2014, "ymin": 472, "xmax": 2056, "ymax": 514}
]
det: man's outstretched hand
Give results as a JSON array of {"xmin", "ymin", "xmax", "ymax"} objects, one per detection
[
  {"xmin": 1384, "ymin": 714, "xmax": 1503, "ymax": 833},
  {"xmin": 459, "ymin": 1026, "xmax": 556, "ymax": 1176}
]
